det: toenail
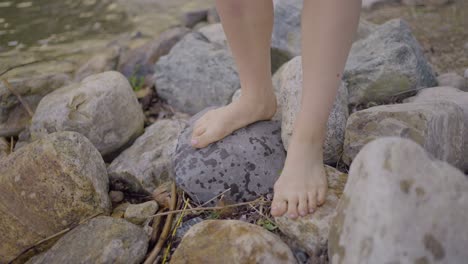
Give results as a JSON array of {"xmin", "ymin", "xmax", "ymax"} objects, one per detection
[
  {"xmin": 309, "ymin": 208, "xmax": 315, "ymax": 213},
  {"xmin": 191, "ymin": 139, "xmax": 198, "ymax": 145},
  {"xmin": 289, "ymin": 213, "xmax": 297, "ymax": 218},
  {"xmin": 300, "ymin": 211, "xmax": 307, "ymax": 216},
  {"xmin": 272, "ymin": 206, "xmax": 277, "ymax": 210}
]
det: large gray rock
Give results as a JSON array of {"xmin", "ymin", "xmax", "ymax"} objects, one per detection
[
  {"xmin": 30, "ymin": 71, "xmax": 145, "ymax": 156},
  {"xmin": 0, "ymin": 73, "xmax": 71, "ymax": 137},
  {"xmin": 343, "ymin": 100, "xmax": 465, "ymax": 170},
  {"xmin": 274, "ymin": 166, "xmax": 347, "ymax": 259},
  {"xmin": 173, "ymin": 108, "xmax": 286, "ymax": 205},
  {"xmin": 171, "ymin": 220, "xmax": 297, "ymax": 264},
  {"xmin": 26, "ymin": 216, "xmax": 149, "ymax": 264},
  {"xmin": 436, "ymin": 72, "xmax": 467, "ymax": 91},
  {"xmin": 154, "ymin": 32, "xmax": 240, "ymax": 115},
  {"xmin": 329, "ymin": 137, "xmax": 468, "ymax": 264},
  {"xmin": 0, "ymin": 132, "xmax": 111, "ymax": 263},
  {"xmin": 278, "ymin": 56, "xmax": 349, "ymax": 164},
  {"xmin": 108, "ymin": 118, "xmax": 187, "ymax": 194},
  {"xmin": 344, "ymin": 19, "xmax": 437, "ymax": 106}
]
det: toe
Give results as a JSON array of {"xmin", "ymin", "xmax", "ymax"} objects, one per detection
[
  {"xmin": 192, "ymin": 130, "xmax": 217, "ymax": 148},
  {"xmin": 307, "ymin": 191, "xmax": 317, "ymax": 213},
  {"xmin": 298, "ymin": 194, "xmax": 308, "ymax": 217},
  {"xmin": 317, "ymin": 186, "xmax": 327, "ymax": 206},
  {"xmin": 286, "ymin": 196, "xmax": 299, "ymax": 219},
  {"xmin": 191, "ymin": 126, "xmax": 206, "ymax": 138},
  {"xmin": 271, "ymin": 196, "xmax": 288, "ymax": 217}
]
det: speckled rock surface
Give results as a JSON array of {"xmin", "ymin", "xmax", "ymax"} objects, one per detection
[
  {"xmin": 0, "ymin": 132, "xmax": 111, "ymax": 263},
  {"xmin": 154, "ymin": 32, "xmax": 240, "ymax": 115},
  {"xmin": 344, "ymin": 19, "xmax": 437, "ymax": 106},
  {"xmin": 343, "ymin": 100, "xmax": 465, "ymax": 169},
  {"xmin": 277, "ymin": 56, "xmax": 349, "ymax": 164},
  {"xmin": 108, "ymin": 118, "xmax": 187, "ymax": 194},
  {"xmin": 124, "ymin": 201, "xmax": 159, "ymax": 225},
  {"xmin": 26, "ymin": 216, "xmax": 149, "ymax": 264},
  {"xmin": 173, "ymin": 108, "xmax": 286, "ymax": 205},
  {"xmin": 30, "ymin": 71, "xmax": 145, "ymax": 156},
  {"xmin": 274, "ymin": 166, "xmax": 347, "ymax": 259},
  {"xmin": 171, "ymin": 220, "xmax": 297, "ymax": 264},
  {"xmin": 329, "ymin": 137, "xmax": 468, "ymax": 264}
]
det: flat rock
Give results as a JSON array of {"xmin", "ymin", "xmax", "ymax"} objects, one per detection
[
  {"xmin": 0, "ymin": 131, "xmax": 111, "ymax": 263},
  {"xmin": 343, "ymin": 100, "xmax": 465, "ymax": 170},
  {"xmin": 108, "ymin": 118, "xmax": 187, "ymax": 194},
  {"xmin": 274, "ymin": 166, "xmax": 347, "ymax": 258},
  {"xmin": 170, "ymin": 220, "xmax": 297, "ymax": 264},
  {"xmin": 26, "ymin": 216, "xmax": 148, "ymax": 264},
  {"xmin": 173, "ymin": 108, "xmax": 286, "ymax": 205},
  {"xmin": 154, "ymin": 32, "xmax": 240, "ymax": 115},
  {"xmin": 278, "ymin": 56, "xmax": 349, "ymax": 164},
  {"xmin": 329, "ymin": 137, "xmax": 468, "ymax": 264},
  {"xmin": 30, "ymin": 71, "xmax": 145, "ymax": 156},
  {"xmin": 344, "ymin": 19, "xmax": 437, "ymax": 106},
  {"xmin": 436, "ymin": 72, "xmax": 467, "ymax": 91}
]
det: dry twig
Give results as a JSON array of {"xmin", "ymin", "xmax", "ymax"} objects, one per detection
[{"xmin": 1, "ymin": 79, "xmax": 34, "ymax": 117}]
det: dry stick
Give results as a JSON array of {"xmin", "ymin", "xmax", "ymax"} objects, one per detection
[
  {"xmin": 144, "ymin": 182, "xmax": 178, "ymax": 264},
  {"xmin": 149, "ymin": 215, "xmax": 163, "ymax": 246},
  {"xmin": 199, "ymin": 188, "xmax": 231, "ymax": 207},
  {"xmin": 10, "ymin": 136, "xmax": 13, "ymax": 154},
  {"xmin": 2, "ymin": 79, "xmax": 34, "ymax": 117}
]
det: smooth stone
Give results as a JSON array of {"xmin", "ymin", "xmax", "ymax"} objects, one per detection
[
  {"xmin": 343, "ymin": 100, "xmax": 465, "ymax": 170},
  {"xmin": 74, "ymin": 47, "xmax": 120, "ymax": 82},
  {"xmin": 170, "ymin": 220, "xmax": 297, "ymax": 264},
  {"xmin": 173, "ymin": 108, "xmax": 286, "ymax": 205},
  {"xmin": 26, "ymin": 216, "xmax": 149, "ymax": 264},
  {"xmin": 181, "ymin": 9, "xmax": 208, "ymax": 28},
  {"xmin": 329, "ymin": 137, "xmax": 468, "ymax": 264},
  {"xmin": 154, "ymin": 32, "xmax": 240, "ymax": 115},
  {"xmin": 437, "ymin": 72, "xmax": 468, "ymax": 91},
  {"xmin": 278, "ymin": 56, "xmax": 349, "ymax": 164},
  {"xmin": 109, "ymin": 190, "xmax": 124, "ymax": 203},
  {"xmin": 108, "ymin": 118, "xmax": 187, "ymax": 194},
  {"xmin": 30, "ymin": 71, "xmax": 145, "ymax": 157},
  {"xmin": 0, "ymin": 131, "xmax": 111, "ymax": 263},
  {"xmin": 124, "ymin": 201, "xmax": 159, "ymax": 225},
  {"xmin": 198, "ymin": 23, "xmax": 228, "ymax": 48},
  {"xmin": 274, "ymin": 166, "xmax": 347, "ymax": 257},
  {"xmin": 344, "ymin": 19, "xmax": 437, "ymax": 106}
]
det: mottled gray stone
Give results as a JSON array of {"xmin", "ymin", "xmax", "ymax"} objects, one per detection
[
  {"xmin": 26, "ymin": 216, "xmax": 149, "ymax": 264},
  {"xmin": 198, "ymin": 23, "xmax": 228, "ymax": 48},
  {"xmin": 124, "ymin": 201, "xmax": 159, "ymax": 225},
  {"xmin": 108, "ymin": 118, "xmax": 187, "ymax": 194},
  {"xmin": 437, "ymin": 72, "xmax": 468, "ymax": 91},
  {"xmin": 30, "ymin": 71, "xmax": 145, "ymax": 156},
  {"xmin": 344, "ymin": 19, "xmax": 438, "ymax": 106},
  {"xmin": 343, "ymin": 100, "xmax": 465, "ymax": 170},
  {"xmin": 278, "ymin": 56, "xmax": 349, "ymax": 164},
  {"xmin": 173, "ymin": 108, "xmax": 286, "ymax": 205},
  {"xmin": 154, "ymin": 32, "xmax": 240, "ymax": 115},
  {"xmin": 0, "ymin": 73, "xmax": 71, "ymax": 137},
  {"xmin": 329, "ymin": 137, "xmax": 468, "ymax": 264},
  {"xmin": 0, "ymin": 132, "xmax": 111, "ymax": 263}
]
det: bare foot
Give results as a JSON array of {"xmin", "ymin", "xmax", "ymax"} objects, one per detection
[
  {"xmin": 191, "ymin": 89, "xmax": 276, "ymax": 148},
  {"xmin": 270, "ymin": 138, "xmax": 328, "ymax": 219}
]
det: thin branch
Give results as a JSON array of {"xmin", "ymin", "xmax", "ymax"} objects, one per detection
[
  {"xmin": 199, "ymin": 188, "xmax": 231, "ymax": 207},
  {"xmin": 2, "ymin": 79, "xmax": 34, "ymax": 117}
]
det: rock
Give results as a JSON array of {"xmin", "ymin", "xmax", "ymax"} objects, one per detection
[
  {"xmin": 198, "ymin": 23, "xmax": 228, "ymax": 48},
  {"xmin": 109, "ymin": 190, "xmax": 124, "ymax": 203},
  {"xmin": 111, "ymin": 202, "xmax": 130, "ymax": 219},
  {"xmin": 344, "ymin": 19, "xmax": 437, "ymax": 106},
  {"xmin": 437, "ymin": 72, "xmax": 467, "ymax": 91},
  {"xmin": 0, "ymin": 132, "xmax": 111, "ymax": 263},
  {"xmin": 171, "ymin": 220, "xmax": 297, "ymax": 264},
  {"xmin": 0, "ymin": 137, "xmax": 9, "ymax": 159},
  {"xmin": 182, "ymin": 9, "xmax": 208, "ymax": 28},
  {"xmin": 329, "ymin": 137, "xmax": 468, "ymax": 264},
  {"xmin": 278, "ymin": 56, "xmax": 349, "ymax": 164},
  {"xmin": 154, "ymin": 32, "xmax": 240, "ymax": 115},
  {"xmin": 0, "ymin": 73, "xmax": 71, "ymax": 137},
  {"xmin": 173, "ymin": 108, "xmax": 286, "ymax": 205},
  {"xmin": 402, "ymin": 0, "xmax": 451, "ymax": 5},
  {"xmin": 108, "ymin": 118, "xmax": 187, "ymax": 194},
  {"xmin": 118, "ymin": 27, "xmax": 190, "ymax": 86},
  {"xmin": 207, "ymin": 7, "xmax": 220, "ymax": 24},
  {"xmin": 274, "ymin": 166, "xmax": 347, "ymax": 257},
  {"xmin": 74, "ymin": 47, "xmax": 120, "ymax": 82},
  {"xmin": 175, "ymin": 217, "xmax": 204, "ymax": 240},
  {"xmin": 124, "ymin": 201, "xmax": 159, "ymax": 225},
  {"xmin": 26, "ymin": 216, "xmax": 149, "ymax": 264},
  {"xmin": 464, "ymin": 68, "xmax": 468, "ymax": 79},
  {"xmin": 343, "ymin": 100, "xmax": 465, "ymax": 170},
  {"xmin": 30, "ymin": 71, "xmax": 145, "ymax": 157},
  {"xmin": 362, "ymin": 0, "xmax": 398, "ymax": 9}
]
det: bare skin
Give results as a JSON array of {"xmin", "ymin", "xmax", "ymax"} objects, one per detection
[{"xmin": 192, "ymin": 0, "xmax": 362, "ymax": 219}]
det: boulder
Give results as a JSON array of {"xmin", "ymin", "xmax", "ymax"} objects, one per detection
[
  {"xmin": 344, "ymin": 19, "xmax": 437, "ymax": 106},
  {"xmin": 154, "ymin": 32, "xmax": 240, "ymax": 115},
  {"xmin": 26, "ymin": 216, "xmax": 148, "ymax": 264},
  {"xmin": 0, "ymin": 132, "xmax": 111, "ymax": 263},
  {"xmin": 198, "ymin": 23, "xmax": 228, "ymax": 48},
  {"xmin": 436, "ymin": 72, "xmax": 467, "ymax": 91},
  {"xmin": 274, "ymin": 166, "xmax": 347, "ymax": 258},
  {"xmin": 0, "ymin": 73, "xmax": 71, "ymax": 137},
  {"xmin": 329, "ymin": 137, "xmax": 468, "ymax": 264},
  {"xmin": 173, "ymin": 108, "xmax": 286, "ymax": 205},
  {"xmin": 278, "ymin": 56, "xmax": 349, "ymax": 164},
  {"xmin": 30, "ymin": 71, "xmax": 145, "ymax": 156},
  {"xmin": 74, "ymin": 47, "xmax": 120, "ymax": 82},
  {"xmin": 124, "ymin": 201, "xmax": 159, "ymax": 225},
  {"xmin": 108, "ymin": 118, "xmax": 187, "ymax": 194},
  {"xmin": 171, "ymin": 220, "xmax": 297, "ymax": 264},
  {"xmin": 343, "ymin": 100, "xmax": 465, "ymax": 170}
]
